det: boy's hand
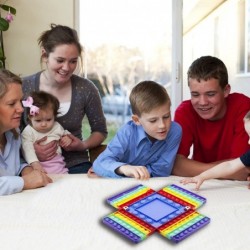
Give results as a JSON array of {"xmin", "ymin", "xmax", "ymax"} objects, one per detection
[
  {"xmin": 180, "ymin": 176, "xmax": 204, "ymax": 190},
  {"xmin": 116, "ymin": 165, "xmax": 150, "ymax": 180}
]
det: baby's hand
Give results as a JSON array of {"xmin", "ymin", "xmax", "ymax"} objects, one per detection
[
  {"xmin": 180, "ymin": 176, "xmax": 204, "ymax": 190},
  {"xmin": 116, "ymin": 165, "xmax": 150, "ymax": 180},
  {"xmin": 31, "ymin": 161, "xmax": 46, "ymax": 173},
  {"xmin": 60, "ymin": 135, "xmax": 73, "ymax": 147}
]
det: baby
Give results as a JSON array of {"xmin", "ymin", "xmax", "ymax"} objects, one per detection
[{"xmin": 21, "ymin": 91, "xmax": 72, "ymax": 174}]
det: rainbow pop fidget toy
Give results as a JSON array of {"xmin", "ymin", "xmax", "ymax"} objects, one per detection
[{"xmin": 103, "ymin": 184, "xmax": 210, "ymax": 244}]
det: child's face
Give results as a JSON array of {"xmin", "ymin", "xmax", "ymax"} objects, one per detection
[
  {"xmin": 244, "ymin": 120, "xmax": 250, "ymax": 144},
  {"xmin": 132, "ymin": 103, "xmax": 171, "ymax": 141},
  {"xmin": 30, "ymin": 108, "xmax": 55, "ymax": 133}
]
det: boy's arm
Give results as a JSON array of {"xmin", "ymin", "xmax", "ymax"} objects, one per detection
[
  {"xmin": 93, "ymin": 126, "xmax": 131, "ymax": 178},
  {"xmin": 147, "ymin": 122, "xmax": 182, "ymax": 177},
  {"xmin": 181, "ymin": 158, "xmax": 246, "ymax": 190},
  {"xmin": 173, "ymin": 154, "xmax": 248, "ymax": 180},
  {"xmin": 172, "ymin": 154, "xmax": 216, "ymax": 176}
]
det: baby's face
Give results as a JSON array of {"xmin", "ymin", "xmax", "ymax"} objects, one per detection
[
  {"xmin": 244, "ymin": 120, "xmax": 250, "ymax": 145},
  {"xmin": 30, "ymin": 108, "xmax": 55, "ymax": 133}
]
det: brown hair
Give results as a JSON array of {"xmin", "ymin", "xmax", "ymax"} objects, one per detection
[
  {"xmin": 187, "ymin": 56, "xmax": 228, "ymax": 89},
  {"xmin": 0, "ymin": 69, "xmax": 22, "ymax": 139},
  {"xmin": 38, "ymin": 24, "xmax": 83, "ymax": 69},
  {"xmin": 26, "ymin": 91, "xmax": 60, "ymax": 123},
  {"xmin": 129, "ymin": 80, "xmax": 171, "ymax": 117}
]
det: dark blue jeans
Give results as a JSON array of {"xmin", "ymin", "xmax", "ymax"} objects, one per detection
[{"xmin": 68, "ymin": 162, "xmax": 92, "ymax": 174}]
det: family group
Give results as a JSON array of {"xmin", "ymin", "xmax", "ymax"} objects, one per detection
[{"xmin": 1, "ymin": 24, "xmax": 249, "ymax": 196}]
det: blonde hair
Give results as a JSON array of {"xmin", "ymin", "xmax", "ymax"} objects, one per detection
[
  {"xmin": 0, "ymin": 69, "xmax": 22, "ymax": 139},
  {"xmin": 129, "ymin": 80, "xmax": 171, "ymax": 117}
]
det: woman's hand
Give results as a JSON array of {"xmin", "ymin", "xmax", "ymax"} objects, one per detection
[
  {"xmin": 22, "ymin": 169, "xmax": 53, "ymax": 190},
  {"xmin": 60, "ymin": 134, "xmax": 86, "ymax": 152},
  {"xmin": 60, "ymin": 135, "xmax": 72, "ymax": 147},
  {"xmin": 33, "ymin": 136, "xmax": 58, "ymax": 161}
]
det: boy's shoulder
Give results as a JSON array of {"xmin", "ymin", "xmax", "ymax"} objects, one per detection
[
  {"xmin": 115, "ymin": 120, "xmax": 145, "ymax": 141},
  {"xmin": 117, "ymin": 120, "xmax": 138, "ymax": 134},
  {"xmin": 171, "ymin": 121, "xmax": 182, "ymax": 131}
]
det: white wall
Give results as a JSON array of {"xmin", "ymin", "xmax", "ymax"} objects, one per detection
[
  {"xmin": 183, "ymin": 0, "xmax": 250, "ymax": 100},
  {"xmin": 3, "ymin": 0, "xmax": 75, "ymax": 77}
]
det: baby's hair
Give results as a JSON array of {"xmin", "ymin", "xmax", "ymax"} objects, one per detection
[
  {"xmin": 129, "ymin": 80, "xmax": 171, "ymax": 116},
  {"xmin": 26, "ymin": 91, "xmax": 60, "ymax": 119},
  {"xmin": 244, "ymin": 111, "xmax": 250, "ymax": 121}
]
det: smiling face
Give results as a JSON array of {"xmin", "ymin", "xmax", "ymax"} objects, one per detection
[
  {"xmin": 44, "ymin": 43, "xmax": 79, "ymax": 84},
  {"xmin": 132, "ymin": 103, "xmax": 171, "ymax": 142},
  {"xmin": 0, "ymin": 83, "xmax": 24, "ymax": 134},
  {"xmin": 30, "ymin": 108, "xmax": 55, "ymax": 133},
  {"xmin": 189, "ymin": 77, "xmax": 230, "ymax": 121}
]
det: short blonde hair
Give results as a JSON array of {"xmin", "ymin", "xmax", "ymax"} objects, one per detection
[
  {"xmin": 129, "ymin": 80, "xmax": 170, "ymax": 117},
  {"xmin": 0, "ymin": 69, "xmax": 22, "ymax": 139},
  {"xmin": 0, "ymin": 69, "xmax": 22, "ymax": 98}
]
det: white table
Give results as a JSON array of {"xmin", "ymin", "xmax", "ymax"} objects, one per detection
[{"xmin": 0, "ymin": 175, "xmax": 249, "ymax": 250}]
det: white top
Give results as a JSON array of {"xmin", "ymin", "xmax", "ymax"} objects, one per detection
[
  {"xmin": 58, "ymin": 102, "xmax": 70, "ymax": 117},
  {"xmin": 21, "ymin": 121, "xmax": 70, "ymax": 164}
]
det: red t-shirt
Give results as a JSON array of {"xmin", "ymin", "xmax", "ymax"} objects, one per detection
[{"xmin": 174, "ymin": 93, "xmax": 250, "ymax": 163}]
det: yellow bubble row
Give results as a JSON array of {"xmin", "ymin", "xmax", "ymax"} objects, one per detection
[
  {"xmin": 162, "ymin": 187, "xmax": 201, "ymax": 208},
  {"xmin": 112, "ymin": 186, "xmax": 151, "ymax": 208},
  {"xmin": 108, "ymin": 214, "xmax": 146, "ymax": 240},
  {"xmin": 160, "ymin": 212, "xmax": 204, "ymax": 238},
  {"xmin": 113, "ymin": 211, "xmax": 152, "ymax": 235}
]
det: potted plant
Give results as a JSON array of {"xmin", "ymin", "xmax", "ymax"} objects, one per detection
[{"xmin": 0, "ymin": 2, "xmax": 16, "ymax": 68}]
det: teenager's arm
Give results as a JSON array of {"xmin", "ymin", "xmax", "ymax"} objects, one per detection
[{"xmin": 172, "ymin": 154, "xmax": 215, "ymax": 176}]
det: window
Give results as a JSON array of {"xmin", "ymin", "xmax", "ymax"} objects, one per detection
[
  {"xmin": 238, "ymin": 0, "xmax": 250, "ymax": 74},
  {"xmin": 79, "ymin": 0, "xmax": 173, "ymax": 124}
]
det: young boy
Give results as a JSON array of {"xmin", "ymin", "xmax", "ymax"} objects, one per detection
[
  {"xmin": 181, "ymin": 111, "xmax": 250, "ymax": 190},
  {"xmin": 92, "ymin": 80, "xmax": 182, "ymax": 179}
]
